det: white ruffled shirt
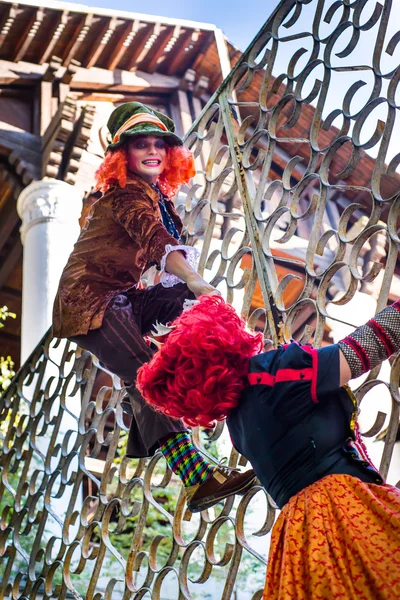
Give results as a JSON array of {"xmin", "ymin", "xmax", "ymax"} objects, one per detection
[{"xmin": 159, "ymin": 244, "xmax": 200, "ymax": 287}]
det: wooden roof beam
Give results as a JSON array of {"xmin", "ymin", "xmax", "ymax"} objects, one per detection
[
  {"xmin": 0, "ymin": 195, "xmax": 19, "ymax": 256},
  {"xmin": 0, "ymin": 59, "xmax": 45, "ymax": 83},
  {"xmin": 39, "ymin": 10, "xmax": 69, "ymax": 65},
  {"xmin": 0, "ymin": 2, "xmax": 18, "ymax": 52},
  {"xmin": 164, "ymin": 30, "xmax": 193, "ymax": 76},
  {"xmin": 63, "ymin": 13, "xmax": 94, "ymax": 67},
  {"xmin": 128, "ymin": 22, "xmax": 161, "ymax": 71},
  {"xmin": 213, "ymin": 28, "xmax": 233, "ymax": 79},
  {"xmin": 0, "ymin": 57, "xmax": 62, "ymax": 80},
  {"xmin": 82, "ymin": 16, "xmax": 115, "ymax": 69},
  {"xmin": 0, "ymin": 125, "xmax": 41, "ymax": 175},
  {"xmin": 0, "ymin": 239, "xmax": 22, "ymax": 291},
  {"xmin": 13, "ymin": 6, "xmax": 44, "ymax": 62},
  {"xmin": 85, "ymin": 16, "xmax": 118, "ymax": 69},
  {"xmin": 122, "ymin": 23, "xmax": 154, "ymax": 71},
  {"xmin": 11, "ymin": 1, "xmax": 217, "ymax": 33},
  {"xmin": 0, "ymin": 326, "xmax": 21, "ymax": 344},
  {"xmin": 106, "ymin": 19, "xmax": 140, "ymax": 71},
  {"xmin": 138, "ymin": 25, "xmax": 180, "ymax": 74},
  {"xmin": 173, "ymin": 30, "xmax": 206, "ymax": 78},
  {"xmin": 0, "ymin": 285, "xmax": 21, "ymax": 300},
  {"xmin": 191, "ymin": 30, "xmax": 216, "ymax": 72},
  {"xmin": 193, "ymin": 75, "xmax": 210, "ymax": 98},
  {"xmin": 70, "ymin": 66, "xmax": 180, "ymax": 93}
]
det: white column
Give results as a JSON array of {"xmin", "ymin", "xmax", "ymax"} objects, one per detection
[
  {"xmin": 17, "ymin": 180, "xmax": 84, "ymax": 544},
  {"xmin": 17, "ymin": 179, "xmax": 83, "ymax": 363}
]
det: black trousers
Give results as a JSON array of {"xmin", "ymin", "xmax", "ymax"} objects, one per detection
[{"xmin": 70, "ymin": 283, "xmax": 194, "ymax": 457}]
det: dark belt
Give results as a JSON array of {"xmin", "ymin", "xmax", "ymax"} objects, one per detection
[{"xmin": 273, "ymin": 443, "xmax": 383, "ymax": 509}]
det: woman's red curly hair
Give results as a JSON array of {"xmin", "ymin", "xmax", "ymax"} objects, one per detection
[
  {"xmin": 94, "ymin": 143, "xmax": 195, "ymax": 197},
  {"xmin": 137, "ymin": 295, "xmax": 264, "ymax": 428}
]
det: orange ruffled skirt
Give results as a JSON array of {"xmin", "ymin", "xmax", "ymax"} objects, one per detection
[{"xmin": 264, "ymin": 474, "xmax": 400, "ymax": 600}]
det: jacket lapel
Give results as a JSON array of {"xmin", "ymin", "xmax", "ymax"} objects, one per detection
[
  {"xmin": 125, "ymin": 173, "xmax": 183, "ymax": 233},
  {"xmin": 125, "ymin": 173, "xmax": 160, "ymax": 207}
]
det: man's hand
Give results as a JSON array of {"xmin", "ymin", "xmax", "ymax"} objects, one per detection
[
  {"xmin": 164, "ymin": 248, "xmax": 221, "ymax": 297},
  {"xmin": 185, "ymin": 272, "xmax": 221, "ymax": 298}
]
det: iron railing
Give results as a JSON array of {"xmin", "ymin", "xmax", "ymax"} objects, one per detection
[{"xmin": 1, "ymin": 1, "xmax": 400, "ymax": 598}]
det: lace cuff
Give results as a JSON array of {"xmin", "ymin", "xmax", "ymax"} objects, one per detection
[{"xmin": 160, "ymin": 244, "xmax": 200, "ymax": 288}]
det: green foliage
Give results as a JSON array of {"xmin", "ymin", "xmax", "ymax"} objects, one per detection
[
  {"xmin": 0, "ymin": 305, "xmax": 16, "ymax": 327},
  {"xmin": 0, "ymin": 355, "xmax": 15, "ymax": 391},
  {"xmin": 0, "ymin": 306, "xmax": 16, "ymax": 390}
]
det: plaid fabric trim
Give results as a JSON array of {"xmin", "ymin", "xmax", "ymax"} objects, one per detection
[{"xmin": 160, "ymin": 432, "xmax": 215, "ymax": 487}]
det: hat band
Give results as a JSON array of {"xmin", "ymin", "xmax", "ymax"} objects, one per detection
[{"xmin": 113, "ymin": 112, "xmax": 168, "ymax": 144}]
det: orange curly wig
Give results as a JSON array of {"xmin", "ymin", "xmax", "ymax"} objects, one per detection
[
  {"xmin": 137, "ymin": 296, "xmax": 264, "ymax": 428},
  {"xmin": 94, "ymin": 143, "xmax": 196, "ymax": 197}
]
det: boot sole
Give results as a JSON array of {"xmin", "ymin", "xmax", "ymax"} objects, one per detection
[{"xmin": 188, "ymin": 473, "xmax": 257, "ymax": 513}]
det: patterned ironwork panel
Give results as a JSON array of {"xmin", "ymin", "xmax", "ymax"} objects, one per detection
[
  {"xmin": 1, "ymin": 1, "xmax": 399, "ymax": 599},
  {"xmin": 0, "ymin": 335, "xmax": 274, "ymax": 599}
]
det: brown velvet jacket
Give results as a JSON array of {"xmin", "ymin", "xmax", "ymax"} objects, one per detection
[{"xmin": 52, "ymin": 174, "xmax": 182, "ymax": 338}]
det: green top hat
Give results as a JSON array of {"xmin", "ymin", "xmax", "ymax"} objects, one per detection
[{"xmin": 106, "ymin": 102, "xmax": 182, "ymax": 151}]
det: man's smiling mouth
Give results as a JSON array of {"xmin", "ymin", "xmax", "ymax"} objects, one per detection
[{"xmin": 142, "ymin": 159, "xmax": 161, "ymax": 165}]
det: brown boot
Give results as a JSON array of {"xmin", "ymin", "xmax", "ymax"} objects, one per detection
[{"xmin": 186, "ymin": 466, "xmax": 257, "ymax": 513}]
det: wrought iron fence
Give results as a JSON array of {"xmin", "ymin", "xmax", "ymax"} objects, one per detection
[{"xmin": 1, "ymin": 0, "xmax": 400, "ymax": 598}]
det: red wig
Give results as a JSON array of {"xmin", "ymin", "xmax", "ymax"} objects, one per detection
[
  {"xmin": 94, "ymin": 144, "xmax": 195, "ymax": 197},
  {"xmin": 137, "ymin": 296, "xmax": 264, "ymax": 428}
]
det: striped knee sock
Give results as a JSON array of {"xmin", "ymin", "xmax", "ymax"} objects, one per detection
[
  {"xmin": 160, "ymin": 432, "xmax": 215, "ymax": 487},
  {"xmin": 338, "ymin": 299, "xmax": 400, "ymax": 379}
]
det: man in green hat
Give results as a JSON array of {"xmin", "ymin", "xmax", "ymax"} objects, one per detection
[
  {"xmin": 53, "ymin": 102, "xmax": 256, "ymax": 513},
  {"xmin": 106, "ymin": 101, "xmax": 183, "ymax": 149}
]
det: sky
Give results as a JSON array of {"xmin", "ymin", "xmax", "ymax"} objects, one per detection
[{"xmin": 65, "ymin": 0, "xmax": 281, "ymax": 51}]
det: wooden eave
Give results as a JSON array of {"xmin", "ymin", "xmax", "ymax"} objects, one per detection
[
  {"xmin": 0, "ymin": 0, "xmax": 228, "ymax": 88},
  {"xmin": 0, "ymin": 59, "xmax": 182, "ymax": 96}
]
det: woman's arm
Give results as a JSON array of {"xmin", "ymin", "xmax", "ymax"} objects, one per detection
[
  {"xmin": 338, "ymin": 350, "xmax": 352, "ymax": 387},
  {"xmin": 338, "ymin": 299, "xmax": 400, "ymax": 386}
]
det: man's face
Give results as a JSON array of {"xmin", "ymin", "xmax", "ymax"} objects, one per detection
[{"xmin": 126, "ymin": 135, "xmax": 167, "ymax": 184}]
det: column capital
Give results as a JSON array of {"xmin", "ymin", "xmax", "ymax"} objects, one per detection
[{"xmin": 17, "ymin": 179, "xmax": 83, "ymax": 244}]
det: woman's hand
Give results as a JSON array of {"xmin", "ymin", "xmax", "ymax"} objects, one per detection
[{"xmin": 185, "ymin": 272, "xmax": 221, "ymax": 298}]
